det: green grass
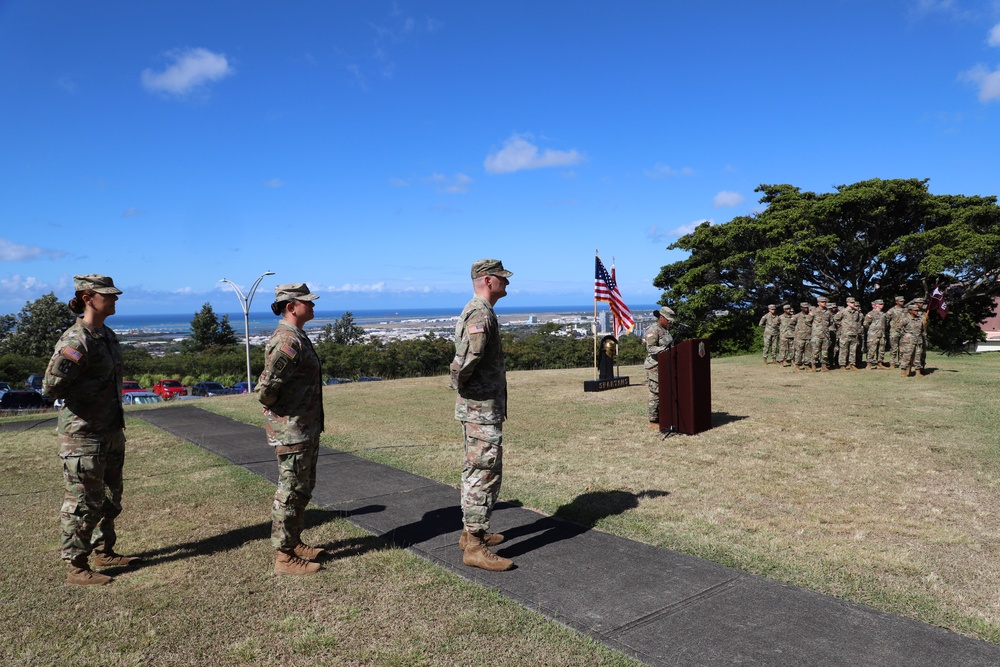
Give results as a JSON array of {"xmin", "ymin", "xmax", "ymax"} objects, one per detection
[
  {"xmin": 0, "ymin": 420, "xmax": 639, "ymax": 666},
  {"xmin": 198, "ymin": 351, "xmax": 1000, "ymax": 645}
]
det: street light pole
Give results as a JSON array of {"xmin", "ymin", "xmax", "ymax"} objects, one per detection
[{"xmin": 220, "ymin": 271, "xmax": 275, "ymax": 392}]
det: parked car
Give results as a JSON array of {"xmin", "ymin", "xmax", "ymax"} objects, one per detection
[
  {"xmin": 122, "ymin": 391, "xmax": 164, "ymax": 406},
  {"xmin": 0, "ymin": 381, "xmax": 10, "ymax": 397},
  {"xmin": 24, "ymin": 374, "xmax": 44, "ymax": 391},
  {"xmin": 357, "ymin": 376, "xmax": 382, "ymax": 382},
  {"xmin": 325, "ymin": 377, "xmax": 353, "ymax": 385},
  {"xmin": 153, "ymin": 379, "xmax": 187, "ymax": 399},
  {"xmin": 0, "ymin": 390, "xmax": 44, "ymax": 410},
  {"xmin": 121, "ymin": 380, "xmax": 145, "ymax": 395},
  {"xmin": 230, "ymin": 381, "xmax": 256, "ymax": 394},
  {"xmin": 191, "ymin": 381, "xmax": 234, "ymax": 397}
]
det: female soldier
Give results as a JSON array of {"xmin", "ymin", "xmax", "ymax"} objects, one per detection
[
  {"xmin": 258, "ymin": 283, "xmax": 325, "ymax": 575},
  {"xmin": 43, "ymin": 274, "xmax": 138, "ymax": 585}
]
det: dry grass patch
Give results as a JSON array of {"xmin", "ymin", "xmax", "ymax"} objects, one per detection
[{"xmin": 195, "ymin": 351, "xmax": 999, "ymax": 643}]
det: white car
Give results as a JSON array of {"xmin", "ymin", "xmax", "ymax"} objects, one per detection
[{"xmin": 122, "ymin": 391, "xmax": 164, "ymax": 406}]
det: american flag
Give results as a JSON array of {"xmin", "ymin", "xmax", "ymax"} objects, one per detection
[{"xmin": 595, "ymin": 256, "xmax": 634, "ymax": 336}]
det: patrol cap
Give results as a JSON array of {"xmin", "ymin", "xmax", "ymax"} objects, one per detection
[
  {"xmin": 783, "ymin": 303, "xmax": 792, "ymax": 310},
  {"xmin": 800, "ymin": 302, "xmax": 810, "ymax": 308},
  {"xmin": 895, "ymin": 295, "xmax": 905, "ymax": 302},
  {"xmin": 906, "ymin": 301, "xmax": 920, "ymax": 310},
  {"xmin": 471, "ymin": 259, "xmax": 513, "ymax": 279},
  {"xmin": 872, "ymin": 299, "xmax": 884, "ymax": 305},
  {"xmin": 655, "ymin": 306, "xmax": 676, "ymax": 322},
  {"xmin": 913, "ymin": 297, "xmax": 926, "ymax": 303},
  {"xmin": 74, "ymin": 274, "xmax": 122, "ymax": 295},
  {"xmin": 274, "ymin": 283, "xmax": 319, "ymax": 302},
  {"xmin": 846, "ymin": 297, "xmax": 856, "ymax": 304},
  {"xmin": 817, "ymin": 296, "xmax": 828, "ymax": 304},
  {"xmin": 767, "ymin": 304, "xmax": 776, "ymax": 309}
]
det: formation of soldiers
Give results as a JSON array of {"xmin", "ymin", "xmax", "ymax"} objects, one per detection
[{"xmin": 759, "ymin": 295, "xmax": 931, "ymax": 377}]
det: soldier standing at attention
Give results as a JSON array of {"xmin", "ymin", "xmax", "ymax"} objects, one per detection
[
  {"xmin": 777, "ymin": 304, "xmax": 795, "ymax": 366},
  {"xmin": 43, "ymin": 274, "xmax": 138, "ymax": 586},
  {"xmin": 810, "ymin": 297, "xmax": 833, "ymax": 372},
  {"xmin": 792, "ymin": 302, "xmax": 813, "ymax": 370},
  {"xmin": 898, "ymin": 302, "xmax": 927, "ymax": 378},
  {"xmin": 644, "ymin": 306, "xmax": 675, "ymax": 426},
  {"xmin": 863, "ymin": 299, "xmax": 889, "ymax": 369},
  {"xmin": 451, "ymin": 259, "xmax": 514, "ymax": 571},
  {"xmin": 258, "ymin": 283, "xmax": 325, "ymax": 575},
  {"xmin": 827, "ymin": 303, "xmax": 841, "ymax": 369},
  {"xmin": 837, "ymin": 298, "xmax": 864, "ymax": 370},
  {"xmin": 886, "ymin": 296, "xmax": 907, "ymax": 368},
  {"xmin": 759, "ymin": 304, "xmax": 780, "ymax": 364}
]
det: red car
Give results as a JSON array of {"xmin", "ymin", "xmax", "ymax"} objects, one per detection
[
  {"xmin": 121, "ymin": 380, "xmax": 145, "ymax": 396},
  {"xmin": 153, "ymin": 379, "xmax": 187, "ymax": 399}
]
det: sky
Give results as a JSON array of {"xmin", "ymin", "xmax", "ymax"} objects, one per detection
[{"xmin": 3, "ymin": 0, "xmax": 1000, "ymax": 316}]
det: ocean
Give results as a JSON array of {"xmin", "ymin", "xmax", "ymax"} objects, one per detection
[{"xmin": 109, "ymin": 305, "xmax": 660, "ymax": 338}]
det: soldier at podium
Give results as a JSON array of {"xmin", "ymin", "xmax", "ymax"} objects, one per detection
[{"xmin": 644, "ymin": 306, "xmax": 676, "ymax": 429}]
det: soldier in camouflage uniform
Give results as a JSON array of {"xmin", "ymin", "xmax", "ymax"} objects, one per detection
[
  {"xmin": 897, "ymin": 302, "xmax": 927, "ymax": 378},
  {"xmin": 758, "ymin": 304, "xmax": 780, "ymax": 364},
  {"xmin": 886, "ymin": 296, "xmax": 907, "ymax": 368},
  {"xmin": 810, "ymin": 297, "xmax": 833, "ymax": 371},
  {"xmin": 863, "ymin": 299, "xmax": 889, "ymax": 369},
  {"xmin": 792, "ymin": 302, "xmax": 813, "ymax": 370},
  {"xmin": 644, "ymin": 306, "xmax": 675, "ymax": 424},
  {"xmin": 777, "ymin": 304, "xmax": 795, "ymax": 366},
  {"xmin": 450, "ymin": 259, "xmax": 514, "ymax": 572},
  {"xmin": 837, "ymin": 298, "xmax": 864, "ymax": 370},
  {"xmin": 258, "ymin": 283, "xmax": 325, "ymax": 575},
  {"xmin": 827, "ymin": 303, "xmax": 840, "ymax": 369},
  {"xmin": 43, "ymin": 275, "xmax": 138, "ymax": 586}
]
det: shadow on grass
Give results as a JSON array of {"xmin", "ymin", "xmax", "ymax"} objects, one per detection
[
  {"xmin": 711, "ymin": 411, "xmax": 748, "ymax": 428},
  {"xmin": 496, "ymin": 489, "xmax": 669, "ymax": 558},
  {"xmin": 135, "ymin": 505, "xmax": 390, "ymax": 566}
]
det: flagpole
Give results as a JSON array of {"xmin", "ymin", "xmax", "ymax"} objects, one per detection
[{"xmin": 594, "ymin": 249, "xmax": 599, "ymax": 380}]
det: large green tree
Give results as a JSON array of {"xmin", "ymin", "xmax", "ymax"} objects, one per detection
[
  {"xmin": 184, "ymin": 303, "xmax": 238, "ymax": 352},
  {"xmin": 654, "ymin": 178, "xmax": 1000, "ymax": 353},
  {"xmin": 0, "ymin": 293, "xmax": 76, "ymax": 358}
]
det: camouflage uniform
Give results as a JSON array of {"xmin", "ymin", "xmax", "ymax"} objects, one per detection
[
  {"xmin": 451, "ymin": 264, "xmax": 512, "ymax": 534},
  {"xmin": 863, "ymin": 301, "xmax": 888, "ymax": 367},
  {"xmin": 792, "ymin": 303, "xmax": 813, "ymax": 369},
  {"xmin": 42, "ymin": 278, "xmax": 126, "ymax": 564},
  {"xmin": 837, "ymin": 300, "xmax": 864, "ymax": 369},
  {"xmin": 644, "ymin": 310, "xmax": 674, "ymax": 423},
  {"xmin": 886, "ymin": 297, "xmax": 907, "ymax": 367},
  {"xmin": 777, "ymin": 306, "xmax": 795, "ymax": 365},
  {"xmin": 827, "ymin": 305, "xmax": 840, "ymax": 368},
  {"xmin": 258, "ymin": 292, "xmax": 325, "ymax": 551},
  {"xmin": 810, "ymin": 300, "xmax": 833, "ymax": 370},
  {"xmin": 897, "ymin": 306, "xmax": 926, "ymax": 375},
  {"xmin": 759, "ymin": 306, "xmax": 780, "ymax": 363}
]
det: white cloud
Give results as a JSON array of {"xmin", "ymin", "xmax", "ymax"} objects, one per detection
[
  {"xmin": 0, "ymin": 238, "xmax": 66, "ymax": 261},
  {"xmin": 424, "ymin": 172, "xmax": 472, "ymax": 194},
  {"xmin": 713, "ymin": 191, "xmax": 746, "ymax": 208},
  {"xmin": 643, "ymin": 162, "xmax": 693, "ymax": 179},
  {"xmin": 141, "ymin": 47, "xmax": 234, "ymax": 97},
  {"xmin": 989, "ymin": 23, "xmax": 1000, "ymax": 47},
  {"xmin": 388, "ymin": 177, "xmax": 410, "ymax": 188},
  {"xmin": 961, "ymin": 64, "xmax": 1000, "ymax": 102},
  {"xmin": 122, "ymin": 207, "xmax": 143, "ymax": 218},
  {"xmin": 324, "ymin": 282, "xmax": 386, "ymax": 293},
  {"xmin": 483, "ymin": 134, "xmax": 584, "ymax": 174},
  {"xmin": 263, "ymin": 178, "xmax": 285, "ymax": 189},
  {"xmin": 647, "ymin": 220, "xmax": 712, "ymax": 243}
]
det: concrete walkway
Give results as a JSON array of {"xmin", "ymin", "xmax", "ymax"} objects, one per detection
[{"xmin": 134, "ymin": 405, "xmax": 998, "ymax": 667}]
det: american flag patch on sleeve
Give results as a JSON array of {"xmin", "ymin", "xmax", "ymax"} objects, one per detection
[
  {"xmin": 62, "ymin": 347, "xmax": 83, "ymax": 362},
  {"xmin": 280, "ymin": 344, "xmax": 297, "ymax": 358},
  {"xmin": 469, "ymin": 325, "xmax": 485, "ymax": 334}
]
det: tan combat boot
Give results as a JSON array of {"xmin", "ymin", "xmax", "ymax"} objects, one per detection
[
  {"xmin": 67, "ymin": 557, "xmax": 112, "ymax": 586},
  {"xmin": 93, "ymin": 550, "xmax": 140, "ymax": 568},
  {"xmin": 275, "ymin": 550, "xmax": 321, "ymax": 575},
  {"xmin": 293, "ymin": 542, "xmax": 325, "ymax": 561},
  {"xmin": 459, "ymin": 529, "xmax": 504, "ymax": 551},
  {"xmin": 462, "ymin": 531, "xmax": 513, "ymax": 571}
]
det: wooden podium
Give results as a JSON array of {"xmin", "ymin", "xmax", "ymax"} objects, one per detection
[{"xmin": 656, "ymin": 338, "xmax": 712, "ymax": 435}]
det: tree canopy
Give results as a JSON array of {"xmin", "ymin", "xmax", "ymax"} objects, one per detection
[
  {"xmin": 654, "ymin": 178, "xmax": 1000, "ymax": 353},
  {"xmin": 184, "ymin": 303, "xmax": 239, "ymax": 352},
  {"xmin": 0, "ymin": 293, "xmax": 76, "ymax": 358}
]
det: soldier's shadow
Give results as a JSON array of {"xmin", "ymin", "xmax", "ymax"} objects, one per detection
[
  {"xmin": 495, "ymin": 489, "xmax": 669, "ymax": 558},
  {"xmin": 133, "ymin": 505, "xmax": 388, "ymax": 566}
]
